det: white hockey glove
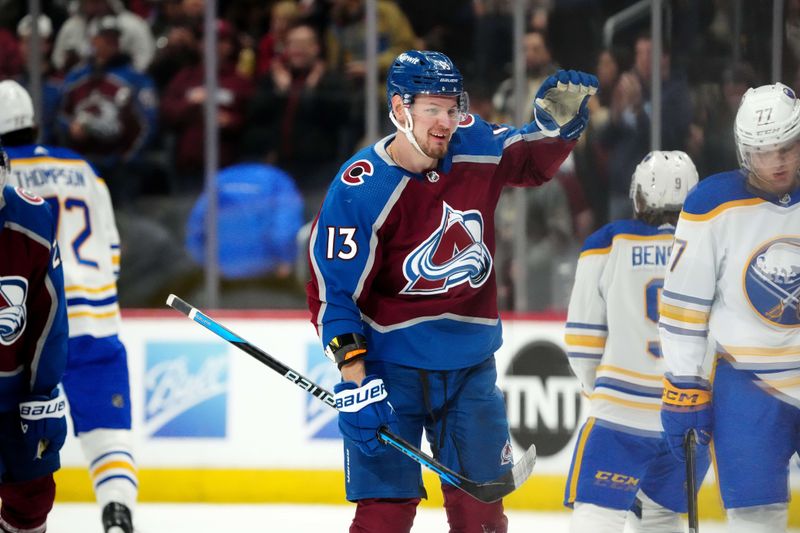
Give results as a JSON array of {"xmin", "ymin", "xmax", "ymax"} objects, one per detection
[{"xmin": 534, "ymin": 70, "xmax": 598, "ymax": 140}]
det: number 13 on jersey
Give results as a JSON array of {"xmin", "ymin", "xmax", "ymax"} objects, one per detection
[{"xmin": 326, "ymin": 227, "xmax": 358, "ymax": 260}]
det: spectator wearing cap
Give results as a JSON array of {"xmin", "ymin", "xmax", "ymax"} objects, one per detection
[
  {"xmin": 160, "ymin": 20, "xmax": 254, "ymax": 193},
  {"xmin": 57, "ymin": 15, "xmax": 158, "ymax": 205},
  {"xmin": 52, "ymin": 0, "xmax": 156, "ymax": 72},
  {"xmin": 15, "ymin": 14, "xmax": 63, "ymax": 144}
]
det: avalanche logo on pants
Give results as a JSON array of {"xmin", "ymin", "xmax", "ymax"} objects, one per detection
[
  {"xmin": 0, "ymin": 276, "xmax": 28, "ymax": 345},
  {"xmin": 401, "ymin": 202, "xmax": 492, "ymax": 295},
  {"xmin": 745, "ymin": 237, "xmax": 800, "ymax": 326}
]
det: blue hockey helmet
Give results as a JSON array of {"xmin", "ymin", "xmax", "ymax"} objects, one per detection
[{"xmin": 386, "ymin": 50, "xmax": 467, "ymax": 114}]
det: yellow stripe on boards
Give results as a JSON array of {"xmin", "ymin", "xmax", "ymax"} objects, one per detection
[{"xmin": 55, "ymin": 468, "xmax": 765, "ymax": 523}]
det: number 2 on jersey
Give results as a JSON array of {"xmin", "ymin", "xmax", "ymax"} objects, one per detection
[{"xmin": 43, "ymin": 196, "xmax": 98, "ymax": 268}]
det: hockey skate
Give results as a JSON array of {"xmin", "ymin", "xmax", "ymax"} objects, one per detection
[{"xmin": 102, "ymin": 502, "xmax": 133, "ymax": 533}]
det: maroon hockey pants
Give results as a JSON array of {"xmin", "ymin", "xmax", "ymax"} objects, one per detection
[
  {"xmin": 0, "ymin": 474, "xmax": 55, "ymax": 532},
  {"xmin": 350, "ymin": 485, "xmax": 507, "ymax": 533}
]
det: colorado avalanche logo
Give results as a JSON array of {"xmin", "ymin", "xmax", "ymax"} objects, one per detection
[
  {"xmin": 0, "ymin": 276, "xmax": 28, "ymax": 345},
  {"xmin": 340, "ymin": 160, "xmax": 373, "ymax": 186},
  {"xmin": 744, "ymin": 237, "xmax": 800, "ymax": 326},
  {"xmin": 401, "ymin": 202, "xmax": 492, "ymax": 295}
]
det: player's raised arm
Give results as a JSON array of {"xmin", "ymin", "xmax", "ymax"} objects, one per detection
[{"xmin": 494, "ymin": 70, "xmax": 598, "ymax": 187}]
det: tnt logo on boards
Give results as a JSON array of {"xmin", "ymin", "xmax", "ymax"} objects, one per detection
[
  {"xmin": 144, "ymin": 341, "xmax": 229, "ymax": 438},
  {"xmin": 503, "ymin": 341, "xmax": 583, "ymax": 457}
]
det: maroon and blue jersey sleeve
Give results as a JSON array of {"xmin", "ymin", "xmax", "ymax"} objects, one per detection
[
  {"xmin": 0, "ymin": 186, "xmax": 68, "ymax": 408},
  {"xmin": 453, "ymin": 114, "xmax": 576, "ymax": 188},
  {"xmin": 307, "ymin": 152, "xmax": 406, "ymax": 347}
]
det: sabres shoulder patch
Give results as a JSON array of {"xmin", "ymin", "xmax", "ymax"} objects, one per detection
[{"xmin": 341, "ymin": 160, "xmax": 374, "ymax": 186}]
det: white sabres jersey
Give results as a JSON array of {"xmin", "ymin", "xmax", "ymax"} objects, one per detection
[
  {"xmin": 6, "ymin": 144, "xmax": 121, "ymax": 339},
  {"xmin": 660, "ymin": 171, "xmax": 800, "ymax": 407},
  {"xmin": 565, "ymin": 218, "xmax": 676, "ymax": 434}
]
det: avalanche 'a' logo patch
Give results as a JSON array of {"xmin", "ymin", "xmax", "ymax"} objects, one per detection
[
  {"xmin": 744, "ymin": 237, "xmax": 800, "ymax": 327},
  {"xmin": 0, "ymin": 276, "xmax": 28, "ymax": 345},
  {"xmin": 340, "ymin": 160, "xmax": 373, "ymax": 186},
  {"xmin": 401, "ymin": 202, "xmax": 492, "ymax": 295}
]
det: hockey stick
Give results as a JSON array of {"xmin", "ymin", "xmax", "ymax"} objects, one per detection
[
  {"xmin": 685, "ymin": 430, "xmax": 699, "ymax": 533},
  {"xmin": 166, "ymin": 294, "xmax": 536, "ymax": 503}
]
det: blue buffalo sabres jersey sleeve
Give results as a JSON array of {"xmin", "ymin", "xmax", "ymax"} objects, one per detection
[{"xmin": 0, "ymin": 186, "xmax": 68, "ymax": 408}]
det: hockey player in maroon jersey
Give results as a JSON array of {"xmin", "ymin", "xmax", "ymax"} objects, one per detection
[
  {"xmin": 0, "ymin": 141, "xmax": 69, "ymax": 533},
  {"xmin": 307, "ymin": 50, "xmax": 597, "ymax": 532}
]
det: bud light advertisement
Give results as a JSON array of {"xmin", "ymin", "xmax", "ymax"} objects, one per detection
[{"xmin": 144, "ymin": 341, "xmax": 229, "ymax": 438}]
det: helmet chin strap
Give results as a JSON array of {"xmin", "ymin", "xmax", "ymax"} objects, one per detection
[{"xmin": 389, "ymin": 107, "xmax": 430, "ymax": 160}]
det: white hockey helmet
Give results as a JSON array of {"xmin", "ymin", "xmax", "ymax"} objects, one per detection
[
  {"xmin": 734, "ymin": 82, "xmax": 800, "ymax": 173},
  {"xmin": 0, "ymin": 80, "xmax": 35, "ymax": 136},
  {"xmin": 630, "ymin": 150, "xmax": 699, "ymax": 214}
]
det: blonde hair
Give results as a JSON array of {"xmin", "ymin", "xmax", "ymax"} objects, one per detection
[{"xmin": 272, "ymin": 1, "xmax": 300, "ymax": 24}]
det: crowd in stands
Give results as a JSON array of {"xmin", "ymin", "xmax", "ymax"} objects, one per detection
[{"xmin": 1, "ymin": 0, "xmax": 796, "ymax": 310}]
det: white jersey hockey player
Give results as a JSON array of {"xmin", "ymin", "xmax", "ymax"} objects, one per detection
[
  {"xmin": 564, "ymin": 150, "xmax": 709, "ymax": 532},
  {"xmin": 0, "ymin": 80, "xmax": 136, "ymax": 533},
  {"xmin": 659, "ymin": 82, "xmax": 800, "ymax": 533}
]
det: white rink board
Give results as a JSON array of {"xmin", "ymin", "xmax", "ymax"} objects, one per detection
[{"xmin": 56, "ymin": 312, "xmax": 800, "ymax": 488}]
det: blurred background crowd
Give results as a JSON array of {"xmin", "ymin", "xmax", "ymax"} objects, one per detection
[{"xmin": 0, "ymin": 0, "xmax": 793, "ymax": 311}]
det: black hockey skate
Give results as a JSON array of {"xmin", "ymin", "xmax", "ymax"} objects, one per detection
[{"xmin": 102, "ymin": 502, "xmax": 133, "ymax": 533}]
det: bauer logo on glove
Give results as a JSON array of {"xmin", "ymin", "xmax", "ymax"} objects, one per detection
[
  {"xmin": 534, "ymin": 69, "xmax": 598, "ymax": 140},
  {"xmin": 335, "ymin": 377, "xmax": 388, "ymax": 412},
  {"xmin": 19, "ymin": 397, "xmax": 67, "ymax": 421}
]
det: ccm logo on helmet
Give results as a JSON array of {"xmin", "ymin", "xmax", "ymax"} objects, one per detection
[{"xmin": 341, "ymin": 160, "xmax": 373, "ymax": 186}]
